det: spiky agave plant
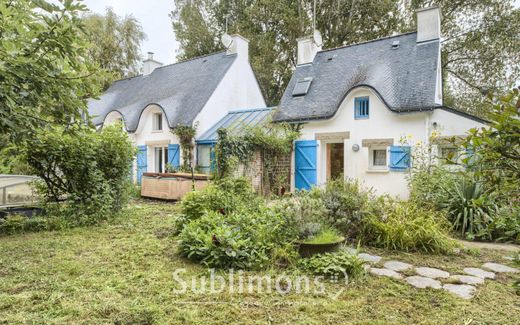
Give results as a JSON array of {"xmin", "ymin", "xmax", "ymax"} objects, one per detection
[{"xmin": 441, "ymin": 178, "xmax": 497, "ymax": 239}]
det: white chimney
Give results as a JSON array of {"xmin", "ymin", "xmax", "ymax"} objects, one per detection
[
  {"xmin": 417, "ymin": 6, "xmax": 441, "ymax": 43},
  {"xmin": 143, "ymin": 52, "xmax": 163, "ymax": 75},
  {"xmin": 297, "ymin": 34, "xmax": 322, "ymax": 65},
  {"xmin": 226, "ymin": 34, "xmax": 249, "ymax": 60}
]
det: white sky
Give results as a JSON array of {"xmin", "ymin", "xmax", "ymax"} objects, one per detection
[{"xmin": 81, "ymin": 0, "xmax": 179, "ymax": 65}]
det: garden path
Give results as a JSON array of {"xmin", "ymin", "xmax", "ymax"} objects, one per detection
[{"xmin": 359, "ymin": 253, "xmax": 518, "ymax": 299}]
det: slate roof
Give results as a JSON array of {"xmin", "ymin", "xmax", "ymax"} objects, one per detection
[
  {"xmin": 274, "ymin": 32, "xmax": 440, "ymax": 122},
  {"xmin": 88, "ymin": 51, "xmax": 237, "ymax": 132},
  {"xmin": 196, "ymin": 108, "xmax": 274, "ymax": 144}
]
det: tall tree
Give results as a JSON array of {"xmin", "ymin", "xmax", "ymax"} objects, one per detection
[
  {"xmin": 404, "ymin": 0, "xmax": 520, "ymax": 115},
  {"xmin": 0, "ymin": 0, "xmax": 104, "ymax": 144},
  {"xmin": 172, "ymin": 0, "xmax": 519, "ymax": 115},
  {"xmin": 82, "ymin": 7, "xmax": 146, "ymax": 82}
]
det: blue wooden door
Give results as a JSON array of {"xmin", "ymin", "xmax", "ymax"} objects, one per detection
[
  {"xmin": 295, "ymin": 140, "xmax": 317, "ymax": 190},
  {"xmin": 168, "ymin": 144, "xmax": 180, "ymax": 169},
  {"xmin": 137, "ymin": 145, "xmax": 147, "ymax": 184}
]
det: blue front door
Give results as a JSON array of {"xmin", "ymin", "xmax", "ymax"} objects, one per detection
[
  {"xmin": 137, "ymin": 145, "xmax": 147, "ymax": 184},
  {"xmin": 295, "ymin": 140, "xmax": 317, "ymax": 190}
]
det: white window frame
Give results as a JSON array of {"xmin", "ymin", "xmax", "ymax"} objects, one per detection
[
  {"xmin": 152, "ymin": 112, "xmax": 163, "ymax": 131},
  {"xmin": 154, "ymin": 146, "xmax": 168, "ymax": 173},
  {"xmin": 368, "ymin": 146, "xmax": 389, "ymax": 171}
]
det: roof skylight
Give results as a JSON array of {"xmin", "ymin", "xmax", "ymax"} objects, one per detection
[{"xmin": 292, "ymin": 77, "xmax": 313, "ymax": 97}]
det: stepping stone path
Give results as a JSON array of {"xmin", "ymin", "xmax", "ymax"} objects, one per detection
[
  {"xmin": 482, "ymin": 262, "xmax": 519, "ymax": 273},
  {"xmin": 443, "ymin": 284, "xmax": 476, "ymax": 299},
  {"xmin": 383, "ymin": 261, "xmax": 413, "ymax": 272},
  {"xmin": 415, "ymin": 267, "xmax": 450, "ymax": 279},
  {"xmin": 449, "ymin": 275, "xmax": 484, "ymax": 285},
  {"xmin": 463, "ymin": 267, "xmax": 496, "ymax": 279},
  {"xmin": 370, "ymin": 267, "xmax": 402, "ymax": 280},
  {"xmin": 360, "ymin": 253, "xmax": 519, "ymax": 299},
  {"xmin": 405, "ymin": 276, "xmax": 442, "ymax": 289},
  {"xmin": 358, "ymin": 253, "xmax": 382, "ymax": 264}
]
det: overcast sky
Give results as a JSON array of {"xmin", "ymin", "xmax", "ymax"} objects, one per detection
[{"xmin": 82, "ymin": 0, "xmax": 179, "ymax": 65}]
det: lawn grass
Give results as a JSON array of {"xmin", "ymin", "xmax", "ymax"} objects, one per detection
[{"xmin": 1, "ymin": 200, "xmax": 519, "ymax": 324}]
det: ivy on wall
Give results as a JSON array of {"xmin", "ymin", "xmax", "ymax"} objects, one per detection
[{"xmin": 214, "ymin": 119, "xmax": 301, "ymax": 196}]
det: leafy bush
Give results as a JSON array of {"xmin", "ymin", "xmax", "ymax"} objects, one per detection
[
  {"xmin": 0, "ymin": 215, "xmax": 68, "ymax": 235},
  {"xmin": 317, "ymin": 178, "xmax": 383, "ymax": 238},
  {"xmin": 364, "ymin": 201, "xmax": 457, "ymax": 254},
  {"xmin": 408, "ymin": 166, "xmax": 459, "ymax": 209},
  {"xmin": 441, "ymin": 178, "xmax": 498, "ymax": 239},
  {"xmin": 178, "ymin": 207, "xmax": 293, "ymax": 269},
  {"xmin": 174, "ymin": 177, "xmax": 261, "ymax": 233},
  {"xmin": 298, "ymin": 249, "xmax": 366, "ymax": 279},
  {"xmin": 23, "ymin": 125, "xmax": 135, "ymax": 223},
  {"xmin": 268, "ymin": 190, "xmax": 327, "ymax": 240},
  {"xmin": 480, "ymin": 206, "xmax": 520, "ymax": 243}
]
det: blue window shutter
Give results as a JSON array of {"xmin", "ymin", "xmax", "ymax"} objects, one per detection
[
  {"xmin": 168, "ymin": 144, "xmax": 180, "ymax": 168},
  {"xmin": 136, "ymin": 145, "xmax": 147, "ymax": 184},
  {"xmin": 210, "ymin": 143, "xmax": 216, "ymax": 172},
  {"xmin": 355, "ymin": 97, "xmax": 369, "ymax": 119},
  {"xmin": 389, "ymin": 146, "xmax": 411, "ymax": 171},
  {"xmin": 295, "ymin": 140, "xmax": 318, "ymax": 190}
]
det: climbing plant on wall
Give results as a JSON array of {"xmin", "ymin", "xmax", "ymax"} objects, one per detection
[
  {"xmin": 214, "ymin": 119, "xmax": 300, "ymax": 196},
  {"xmin": 172, "ymin": 123, "xmax": 198, "ymax": 172}
]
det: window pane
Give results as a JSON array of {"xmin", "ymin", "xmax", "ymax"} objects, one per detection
[{"xmin": 373, "ymin": 149, "xmax": 386, "ymax": 166}]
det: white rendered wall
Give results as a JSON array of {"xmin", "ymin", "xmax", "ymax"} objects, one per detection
[
  {"xmin": 294, "ymin": 87, "xmax": 485, "ymax": 198},
  {"xmin": 132, "ymin": 104, "xmax": 180, "ymax": 175},
  {"xmin": 193, "ymin": 54, "xmax": 266, "ymax": 138}
]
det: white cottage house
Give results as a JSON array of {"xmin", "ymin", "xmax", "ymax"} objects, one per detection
[
  {"xmin": 273, "ymin": 6, "xmax": 487, "ymax": 198},
  {"xmin": 88, "ymin": 34, "xmax": 266, "ymax": 183}
]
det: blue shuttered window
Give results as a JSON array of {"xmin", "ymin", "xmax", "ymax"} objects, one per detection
[
  {"xmin": 354, "ymin": 97, "xmax": 369, "ymax": 119},
  {"xmin": 167, "ymin": 144, "xmax": 180, "ymax": 169},
  {"xmin": 136, "ymin": 145, "xmax": 147, "ymax": 184},
  {"xmin": 389, "ymin": 146, "xmax": 411, "ymax": 171}
]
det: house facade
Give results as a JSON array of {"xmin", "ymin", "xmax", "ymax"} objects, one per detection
[
  {"xmin": 273, "ymin": 6, "xmax": 487, "ymax": 198},
  {"xmin": 88, "ymin": 35, "xmax": 266, "ymax": 183}
]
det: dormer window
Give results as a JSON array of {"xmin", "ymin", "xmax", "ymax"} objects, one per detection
[
  {"xmin": 292, "ymin": 77, "xmax": 313, "ymax": 97},
  {"xmin": 354, "ymin": 97, "xmax": 369, "ymax": 119},
  {"xmin": 153, "ymin": 112, "xmax": 163, "ymax": 131}
]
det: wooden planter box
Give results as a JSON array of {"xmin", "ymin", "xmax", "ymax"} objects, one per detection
[{"xmin": 141, "ymin": 173, "xmax": 209, "ymax": 200}]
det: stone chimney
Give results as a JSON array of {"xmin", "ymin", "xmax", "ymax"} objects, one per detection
[
  {"xmin": 417, "ymin": 6, "xmax": 441, "ymax": 43},
  {"xmin": 143, "ymin": 52, "xmax": 163, "ymax": 75},
  {"xmin": 226, "ymin": 34, "xmax": 249, "ymax": 60},
  {"xmin": 297, "ymin": 35, "xmax": 322, "ymax": 65}
]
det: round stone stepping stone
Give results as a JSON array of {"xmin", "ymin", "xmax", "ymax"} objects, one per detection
[
  {"xmin": 463, "ymin": 267, "xmax": 495, "ymax": 279},
  {"xmin": 405, "ymin": 276, "xmax": 442, "ymax": 289},
  {"xmin": 369, "ymin": 267, "xmax": 402, "ymax": 280},
  {"xmin": 443, "ymin": 284, "xmax": 476, "ymax": 299},
  {"xmin": 415, "ymin": 267, "xmax": 450, "ymax": 279},
  {"xmin": 482, "ymin": 262, "xmax": 519, "ymax": 273},
  {"xmin": 384, "ymin": 261, "xmax": 413, "ymax": 272},
  {"xmin": 449, "ymin": 275, "xmax": 484, "ymax": 285},
  {"xmin": 358, "ymin": 253, "xmax": 382, "ymax": 264}
]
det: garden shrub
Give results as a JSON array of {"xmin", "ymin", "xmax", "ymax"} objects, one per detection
[
  {"xmin": 23, "ymin": 125, "xmax": 135, "ymax": 224},
  {"xmin": 268, "ymin": 190, "xmax": 327, "ymax": 240},
  {"xmin": 298, "ymin": 249, "xmax": 366, "ymax": 279},
  {"xmin": 441, "ymin": 177, "xmax": 498, "ymax": 239},
  {"xmin": 178, "ymin": 207, "xmax": 293, "ymax": 269},
  {"xmin": 317, "ymin": 178, "xmax": 383, "ymax": 238},
  {"xmin": 174, "ymin": 177, "xmax": 261, "ymax": 233},
  {"xmin": 0, "ymin": 214, "xmax": 68, "ymax": 235},
  {"xmin": 364, "ymin": 201, "xmax": 457, "ymax": 254}
]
